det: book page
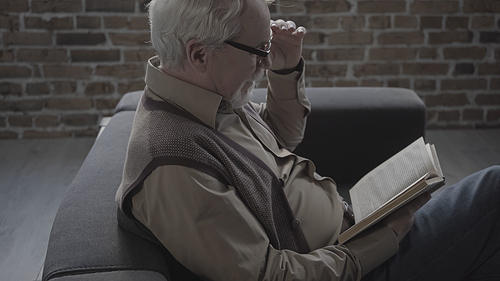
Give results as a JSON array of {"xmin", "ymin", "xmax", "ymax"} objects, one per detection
[{"xmin": 350, "ymin": 137, "xmax": 436, "ymax": 222}]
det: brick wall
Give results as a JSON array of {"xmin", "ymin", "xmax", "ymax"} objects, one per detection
[{"xmin": 1, "ymin": 0, "xmax": 499, "ymax": 139}]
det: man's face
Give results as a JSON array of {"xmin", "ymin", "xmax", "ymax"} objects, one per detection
[{"xmin": 208, "ymin": 0, "xmax": 272, "ymax": 107}]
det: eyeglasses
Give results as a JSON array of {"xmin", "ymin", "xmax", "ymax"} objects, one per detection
[{"xmin": 225, "ymin": 29, "xmax": 273, "ymax": 67}]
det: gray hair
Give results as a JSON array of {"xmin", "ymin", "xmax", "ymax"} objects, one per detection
[{"xmin": 147, "ymin": 0, "xmax": 273, "ymax": 70}]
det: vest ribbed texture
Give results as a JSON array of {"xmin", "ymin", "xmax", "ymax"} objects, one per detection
[{"xmin": 116, "ymin": 93, "xmax": 310, "ymax": 254}]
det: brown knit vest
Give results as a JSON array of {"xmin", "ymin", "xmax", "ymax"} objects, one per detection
[{"xmin": 116, "ymin": 93, "xmax": 310, "ymax": 254}]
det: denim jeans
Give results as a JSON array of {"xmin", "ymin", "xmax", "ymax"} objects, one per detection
[{"xmin": 363, "ymin": 165, "xmax": 500, "ymax": 281}]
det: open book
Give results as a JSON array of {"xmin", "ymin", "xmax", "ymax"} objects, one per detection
[{"xmin": 337, "ymin": 137, "xmax": 445, "ymax": 245}]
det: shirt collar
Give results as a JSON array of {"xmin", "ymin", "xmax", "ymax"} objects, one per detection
[{"xmin": 145, "ymin": 56, "xmax": 226, "ymax": 129}]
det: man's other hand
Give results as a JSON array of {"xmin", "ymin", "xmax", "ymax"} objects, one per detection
[
  {"xmin": 382, "ymin": 192, "xmax": 432, "ymax": 243},
  {"xmin": 270, "ymin": 19, "xmax": 306, "ymax": 72}
]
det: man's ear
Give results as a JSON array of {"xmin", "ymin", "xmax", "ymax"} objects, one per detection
[{"xmin": 186, "ymin": 38, "xmax": 209, "ymax": 73}]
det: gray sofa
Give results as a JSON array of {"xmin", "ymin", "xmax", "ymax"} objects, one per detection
[{"xmin": 42, "ymin": 87, "xmax": 426, "ymax": 281}]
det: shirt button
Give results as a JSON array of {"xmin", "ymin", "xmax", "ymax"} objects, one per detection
[
  {"xmin": 292, "ymin": 219, "xmax": 301, "ymax": 228},
  {"xmin": 279, "ymin": 178, "xmax": 285, "ymax": 187}
]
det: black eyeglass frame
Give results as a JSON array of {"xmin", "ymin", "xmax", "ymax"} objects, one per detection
[{"xmin": 224, "ymin": 29, "xmax": 273, "ymax": 65}]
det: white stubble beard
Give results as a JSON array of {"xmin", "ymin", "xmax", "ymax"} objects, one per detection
[{"xmin": 230, "ymin": 70, "xmax": 265, "ymax": 108}]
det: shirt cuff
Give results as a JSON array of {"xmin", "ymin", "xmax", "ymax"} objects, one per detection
[
  {"xmin": 345, "ymin": 224, "xmax": 399, "ymax": 277},
  {"xmin": 267, "ymin": 57, "xmax": 305, "ymax": 101}
]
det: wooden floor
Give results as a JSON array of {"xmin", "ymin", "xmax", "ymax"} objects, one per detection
[{"xmin": 0, "ymin": 130, "xmax": 499, "ymax": 281}]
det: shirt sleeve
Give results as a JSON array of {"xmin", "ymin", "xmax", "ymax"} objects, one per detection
[
  {"xmin": 252, "ymin": 58, "xmax": 311, "ymax": 152},
  {"xmin": 131, "ymin": 165, "xmax": 399, "ymax": 281}
]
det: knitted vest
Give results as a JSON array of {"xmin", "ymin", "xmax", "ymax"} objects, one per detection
[{"xmin": 116, "ymin": 93, "xmax": 310, "ymax": 254}]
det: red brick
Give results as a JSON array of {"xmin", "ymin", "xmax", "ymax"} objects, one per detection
[
  {"xmin": 303, "ymin": 32, "xmax": 325, "ymax": 46},
  {"xmin": 306, "ymin": 65, "xmax": 348, "ymax": 77},
  {"xmin": 463, "ymin": 0, "xmax": 500, "ymax": 13},
  {"xmin": 17, "ymin": 49, "xmax": 69, "ymax": 62},
  {"xmin": 124, "ymin": 49, "xmax": 157, "ymax": 62},
  {"xmin": 478, "ymin": 63, "xmax": 500, "ymax": 75},
  {"xmin": 443, "ymin": 47, "xmax": 487, "ymax": 60},
  {"xmin": 86, "ymin": 0, "xmax": 135, "ymax": 12},
  {"xmin": 77, "ymin": 16, "xmax": 101, "ymax": 29},
  {"xmin": 85, "ymin": 82, "xmax": 115, "ymax": 96},
  {"xmin": 0, "ymin": 50, "xmax": 15, "ymax": 62},
  {"xmin": 471, "ymin": 17, "xmax": 495, "ymax": 29},
  {"xmin": 487, "ymin": 110, "xmax": 500, "ymax": 122},
  {"xmin": 128, "ymin": 17, "xmax": 149, "ymax": 30},
  {"xmin": 23, "ymin": 131, "xmax": 72, "ymax": 139},
  {"xmin": 45, "ymin": 98, "xmax": 93, "ymax": 110},
  {"xmin": 3, "ymin": 32, "xmax": 52, "ymax": 46},
  {"xmin": 35, "ymin": 115, "xmax": 59, "ymax": 128},
  {"xmin": 438, "ymin": 110, "xmax": 460, "ymax": 122},
  {"xmin": 0, "ymin": 66, "xmax": 32, "ymax": 78},
  {"xmin": 31, "ymin": 0, "xmax": 82, "ymax": 13},
  {"xmin": 395, "ymin": 16, "xmax": 418, "ymax": 28},
  {"xmin": 358, "ymin": 1, "xmax": 406, "ymax": 13},
  {"xmin": 353, "ymin": 63, "xmax": 400, "ymax": 76},
  {"xmin": 441, "ymin": 79, "xmax": 487, "ymax": 90},
  {"xmin": 24, "ymin": 16, "xmax": 73, "ymax": 30},
  {"xmin": 476, "ymin": 94, "xmax": 500, "ymax": 105},
  {"xmin": 118, "ymin": 81, "xmax": 146, "ymax": 94},
  {"xmin": 369, "ymin": 48, "xmax": 417, "ymax": 61},
  {"xmin": 310, "ymin": 80, "xmax": 334, "ymax": 87},
  {"xmin": 95, "ymin": 98, "xmax": 120, "ymax": 109},
  {"xmin": 328, "ymin": 32, "xmax": 373, "ymax": 45},
  {"xmin": 0, "ymin": 15, "xmax": 20, "ymax": 30},
  {"xmin": 378, "ymin": 32, "xmax": 424, "ymax": 45},
  {"xmin": 109, "ymin": 33, "xmax": 150, "ymax": 47},
  {"xmin": 360, "ymin": 79, "xmax": 384, "ymax": 87},
  {"xmin": 26, "ymin": 83, "xmax": 50, "ymax": 95},
  {"xmin": 56, "ymin": 33, "xmax": 106, "ymax": 45},
  {"xmin": 0, "ymin": 131, "xmax": 18, "ymax": 139},
  {"xmin": 341, "ymin": 16, "xmax": 365, "ymax": 30},
  {"xmin": 425, "ymin": 93, "xmax": 470, "ymax": 107},
  {"xmin": 335, "ymin": 80, "xmax": 358, "ymax": 87},
  {"xmin": 369, "ymin": 16, "xmax": 391, "ymax": 29},
  {"xmin": 410, "ymin": 1, "xmax": 459, "ymax": 14},
  {"xmin": 71, "ymin": 50, "xmax": 120, "ymax": 62},
  {"xmin": 104, "ymin": 16, "xmax": 128, "ymax": 29},
  {"xmin": 419, "ymin": 48, "xmax": 439, "ymax": 59},
  {"xmin": 314, "ymin": 17, "xmax": 339, "ymax": 29},
  {"xmin": 0, "ymin": 117, "xmax": 5, "ymax": 127},
  {"xmin": 44, "ymin": 65, "xmax": 92, "ymax": 79},
  {"xmin": 52, "ymin": 81, "xmax": 77, "ymax": 95},
  {"xmin": 95, "ymin": 65, "xmax": 145, "ymax": 79},
  {"xmin": 421, "ymin": 16, "xmax": 443, "ymax": 29},
  {"xmin": 305, "ymin": 1, "xmax": 351, "ymax": 13},
  {"xmin": 414, "ymin": 80, "xmax": 436, "ymax": 91},
  {"xmin": 388, "ymin": 79, "xmax": 411, "ymax": 89},
  {"xmin": 496, "ymin": 48, "xmax": 500, "ymax": 60},
  {"xmin": 428, "ymin": 32, "xmax": 473, "ymax": 44},
  {"xmin": 62, "ymin": 114, "xmax": 98, "ymax": 126},
  {"xmin": 463, "ymin": 109, "xmax": 484, "ymax": 121},
  {"xmin": 480, "ymin": 32, "xmax": 500, "ymax": 43},
  {"xmin": 0, "ymin": 100, "xmax": 43, "ymax": 111},
  {"xmin": 9, "ymin": 115, "xmax": 32, "ymax": 127},
  {"xmin": 0, "ymin": 83, "xmax": 23, "ymax": 96},
  {"xmin": 454, "ymin": 63, "xmax": 475, "ymax": 75},
  {"xmin": 316, "ymin": 48, "xmax": 365, "ymax": 61},
  {"xmin": 0, "ymin": 0, "xmax": 29, "ymax": 12},
  {"xmin": 445, "ymin": 17, "xmax": 469, "ymax": 30}
]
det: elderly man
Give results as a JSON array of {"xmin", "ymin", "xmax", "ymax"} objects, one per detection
[{"xmin": 116, "ymin": 0, "xmax": 500, "ymax": 280}]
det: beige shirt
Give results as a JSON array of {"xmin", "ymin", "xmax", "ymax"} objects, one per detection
[{"xmin": 130, "ymin": 57, "xmax": 399, "ymax": 281}]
